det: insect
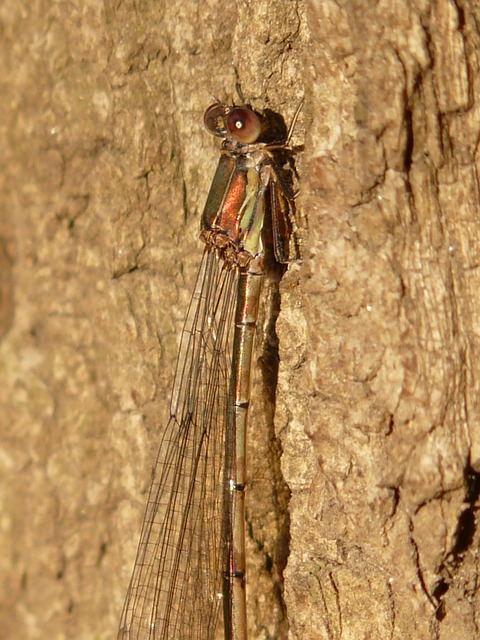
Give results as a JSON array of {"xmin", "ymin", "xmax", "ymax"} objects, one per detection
[{"xmin": 118, "ymin": 96, "xmax": 302, "ymax": 640}]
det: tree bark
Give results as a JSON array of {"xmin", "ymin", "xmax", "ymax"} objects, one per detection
[
  {"xmin": 1, "ymin": 1, "xmax": 479, "ymax": 639},
  {"xmin": 281, "ymin": 1, "xmax": 480, "ymax": 638}
]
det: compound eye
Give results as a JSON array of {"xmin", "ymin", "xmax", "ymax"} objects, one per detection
[
  {"xmin": 204, "ymin": 103, "xmax": 228, "ymax": 137},
  {"xmin": 226, "ymin": 108, "xmax": 262, "ymax": 143}
]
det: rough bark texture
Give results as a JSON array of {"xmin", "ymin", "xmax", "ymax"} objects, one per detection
[
  {"xmin": 278, "ymin": 1, "xmax": 480, "ymax": 639},
  {"xmin": 1, "ymin": 1, "xmax": 479, "ymax": 640}
]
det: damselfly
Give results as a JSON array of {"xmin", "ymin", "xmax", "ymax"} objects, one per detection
[{"xmin": 118, "ymin": 97, "xmax": 302, "ymax": 640}]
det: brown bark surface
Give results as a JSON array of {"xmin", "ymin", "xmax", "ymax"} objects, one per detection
[
  {"xmin": 1, "ymin": 1, "xmax": 479, "ymax": 639},
  {"xmin": 280, "ymin": 1, "xmax": 480, "ymax": 638}
]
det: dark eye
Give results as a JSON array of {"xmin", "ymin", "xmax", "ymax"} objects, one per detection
[
  {"xmin": 226, "ymin": 108, "xmax": 262, "ymax": 143},
  {"xmin": 204, "ymin": 103, "xmax": 228, "ymax": 137}
]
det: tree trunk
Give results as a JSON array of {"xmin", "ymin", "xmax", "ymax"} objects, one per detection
[{"xmin": 1, "ymin": 1, "xmax": 479, "ymax": 639}]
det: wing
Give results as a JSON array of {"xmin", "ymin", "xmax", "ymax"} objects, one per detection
[{"xmin": 118, "ymin": 249, "xmax": 238, "ymax": 640}]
